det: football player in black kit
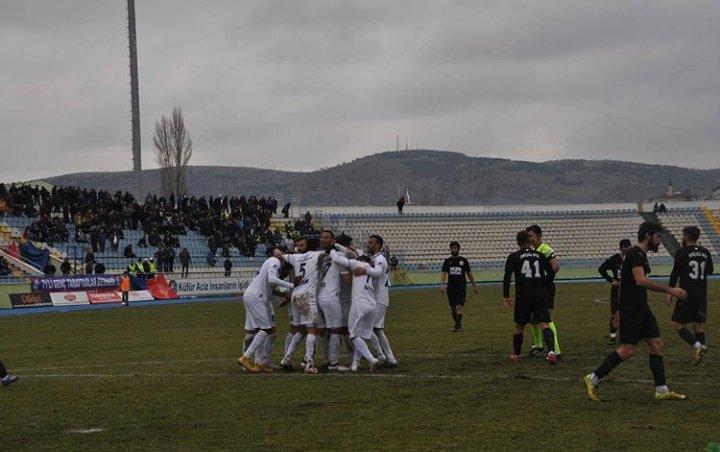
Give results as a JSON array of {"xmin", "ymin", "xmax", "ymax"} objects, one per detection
[
  {"xmin": 668, "ymin": 226, "xmax": 714, "ymax": 365},
  {"xmin": 598, "ymin": 239, "xmax": 632, "ymax": 344},
  {"xmin": 584, "ymin": 222, "xmax": 688, "ymax": 401},
  {"xmin": 502, "ymin": 231, "xmax": 558, "ymax": 365},
  {"xmin": 440, "ymin": 241, "xmax": 478, "ymax": 332}
]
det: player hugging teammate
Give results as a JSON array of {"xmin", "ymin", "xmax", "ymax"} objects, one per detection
[{"xmin": 237, "ymin": 231, "xmax": 397, "ymax": 374}]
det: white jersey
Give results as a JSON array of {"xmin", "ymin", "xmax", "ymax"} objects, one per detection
[
  {"xmin": 318, "ymin": 249, "xmax": 342, "ymax": 302},
  {"xmin": 330, "ymin": 252, "xmax": 383, "ymax": 305},
  {"xmin": 371, "ymin": 253, "xmax": 390, "ymax": 306},
  {"xmin": 244, "ymin": 256, "xmax": 293, "ymax": 301},
  {"xmin": 285, "ymin": 251, "xmax": 324, "ymax": 300}
]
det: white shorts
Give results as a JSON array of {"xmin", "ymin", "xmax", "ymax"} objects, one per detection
[
  {"xmin": 291, "ymin": 292, "xmax": 319, "ymax": 326},
  {"xmin": 243, "ymin": 295, "xmax": 275, "ymax": 330},
  {"xmin": 317, "ymin": 298, "xmax": 343, "ymax": 329},
  {"xmin": 348, "ymin": 299, "xmax": 376, "ymax": 340},
  {"xmin": 373, "ymin": 304, "xmax": 388, "ymax": 329}
]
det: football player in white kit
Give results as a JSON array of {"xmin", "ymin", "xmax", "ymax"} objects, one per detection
[
  {"xmin": 276, "ymin": 237, "xmax": 327, "ymax": 374},
  {"xmin": 366, "ymin": 235, "xmax": 398, "ymax": 367},
  {"xmin": 237, "ymin": 254, "xmax": 295, "ymax": 373},
  {"xmin": 317, "ymin": 230, "xmax": 347, "ymax": 370},
  {"xmin": 329, "ymin": 252, "xmax": 383, "ymax": 372}
]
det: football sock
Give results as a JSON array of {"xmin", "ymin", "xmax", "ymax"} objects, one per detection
[
  {"xmin": 370, "ymin": 333, "xmax": 386, "ymax": 360},
  {"xmin": 542, "ymin": 327, "xmax": 556, "ymax": 353},
  {"xmin": 343, "ymin": 333, "xmax": 355, "ymax": 355},
  {"xmin": 696, "ymin": 332, "xmax": 706, "ymax": 345},
  {"xmin": 548, "ymin": 322, "xmax": 561, "ymax": 354},
  {"xmin": 512, "ymin": 333, "xmax": 523, "ymax": 355},
  {"xmin": 285, "ymin": 332, "xmax": 305, "ymax": 359},
  {"xmin": 451, "ymin": 309, "xmax": 458, "ymax": 324},
  {"xmin": 0, "ymin": 360, "xmax": 7, "ymax": 379},
  {"xmin": 456, "ymin": 314, "xmax": 463, "ymax": 327},
  {"xmin": 259, "ymin": 333, "xmax": 277, "ymax": 365},
  {"xmin": 305, "ymin": 333, "xmax": 317, "ymax": 363},
  {"xmin": 376, "ymin": 330, "xmax": 397, "ymax": 364},
  {"xmin": 244, "ymin": 330, "xmax": 268, "ymax": 359},
  {"xmin": 649, "ymin": 354, "xmax": 666, "ymax": 387},
  {"xmin": 594, "ymin": 351, "xmax": 623, "ymax": 380},
  {"xmin": 284, "ymin": 332, "xmax": 293, "ymax": 355},
  {"xmin": 243, "ymin": 333, "xmax": 255, "ymax": 353},
  {"xmin": 329, "ymin": 334, "xmax": 341, "ymax": 365},
  {"xmin": 531, "ymin": 325, "xmax": 543, "ymax": 348},
  {"xmin": 609, "ymin": 318, "xmax": 618, "ymax": 335},
  {"xmin": 677, "ymin": 328, "xmax": 696, "ymax": 347},
  {"xmin": 353, "ymin": 338, "xmax": 375, "ymax": 362}
]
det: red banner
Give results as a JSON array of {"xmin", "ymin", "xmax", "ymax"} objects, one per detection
[
  {"xmin": 88, "ymin": 291, "xmax": 122, "ymax": 304},
  {"xmin": 147, "ymin": 275, "xmax": 178, "ymax": 300}
]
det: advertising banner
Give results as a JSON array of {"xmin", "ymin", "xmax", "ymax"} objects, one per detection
[
  {"xmin": 31, "ymin": 275, "xmax": 120, "ymax": 293},
  {"xmin": 87, "ymin": 291, "xmax": 121, "ymax": 304},
  {"xmin": 50, "ymin": 291, "xmax": 90, "ymax": 306},
  {"xmin": 10, "ymin": 292, "xmax": 52, "ymax": 308},
  {"xmin": 169, "ymin": 276, "xmax": 250, "ymax": 296}
]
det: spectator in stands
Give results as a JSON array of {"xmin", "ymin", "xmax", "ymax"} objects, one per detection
[
  {"xmin": 659, "ymin": 203, "xmax": 667, "ymax": 213},
  {"xmin": 98, "ymin": 229, "xmax": 107, "ymax": 253},
  {"xmin": 304, "ymin": 211, "xmax": 312, "ymax": 225},
  {"xmin": 224, "ymin": 257, "xmax": 232, "ymax": 277},
  {"xmin": 0, "ymin": 256, "xmax": 11, "ymax": 276},
  {"xmin": 166, "ymin": 246, "xmax": 175, "ymax": 273},
  {"xmin": 94, "ymin": 261, "xmax": 105, "ymax": 274},
  {"xmin": 60, "ymin": 258, "xmax": 72, "ymax": 275},
  {"xmin": 148, "ymin": 257, "xmax": 158, "ymax": 275},
  {"xmin": 137, "ymin": 232, "xmax": 148, "ymax": 248},
  {"xmin": 282, "ymin": 202, "xmax": 291, "ymax": 218},
  {"xmin": 397, "ymin": 195, "xmax": 406, "ymax": 214},
  {"xmin": 110, "ymin": 231, "xmax": 120, "ymax": 253},
  {"xmin": 207, "ymin": 251, "xmax": 217, "ymax": 267},
  {"xmin": 123, "ymin": 244, "xmax": 136, "ymax": 258},
  {"xmin": 43, "ymin": 262, "xmax": 56, "ymax": 275},
  {"xmin": 179, "ymin": 248, "xmax": 190, "ymax": 278},
  {"xmin": 84, "ymin": 249, "xmax": 95, "ymax": 275}
]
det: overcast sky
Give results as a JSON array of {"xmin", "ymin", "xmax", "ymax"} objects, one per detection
[{"xmin": 1, "ymin": 0, "xmax": 719, "ymax": 181}]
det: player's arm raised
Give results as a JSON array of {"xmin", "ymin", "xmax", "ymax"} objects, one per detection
[{"xmin": 632, "ymin": 266, "xmax": 686, "ymax": 299}]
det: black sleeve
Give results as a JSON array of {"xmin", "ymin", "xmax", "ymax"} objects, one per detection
[
  {"xmin": 464, "ymin": 258, "xmax": 472, "ymax": 274},
  {"xmin": 706, "ymin": 252, "xmax": 714, "ymax": 276},
  {"xmin": 598, "ymin": 257, "xmax": 614, "ymax": 283},
  {"xmin": 502, "ymin": 255, "xmax": 514, "ymax": 298},
  {"xmin": 669, "ymin": 251, "xmax": 682, "ymax": 287},
  {"xmin": 441, "ymin": 258, "xmax": 449, "ymax": 273}
]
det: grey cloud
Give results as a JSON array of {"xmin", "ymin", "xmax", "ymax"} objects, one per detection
[{"xmin": 1, "ymin": 0, "xmax": 719, "ymax": 183}]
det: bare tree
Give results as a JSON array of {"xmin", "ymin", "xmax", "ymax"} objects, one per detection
[{"xmin": 153, "ymin": 106, "xmax": 193, "ymax": 197}]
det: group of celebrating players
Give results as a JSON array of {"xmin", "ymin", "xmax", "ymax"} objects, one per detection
[
  {"xmin": 499, "ymin": 221, "xmax": 712, "ymax": 401},
  {"xmin": 236, "ymin": 230, "xmax": 398, "ymax": 374}
]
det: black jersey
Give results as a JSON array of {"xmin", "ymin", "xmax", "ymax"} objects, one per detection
[
  {"xmin": 619, "ymin": 246, "xmax": 651, "ymax": 313},
  {"xmin": 442, "ymin": 256, "xmax": 471, "ymax": 289},
  {"xmin": 503, "ymin": 248, "xmax": 552, "ymax": 301},
  {"xmin": 669, "ymin": 245, "xmax": 714, "ymax": 301},
  {"xmin": 598, "ymin": 253, "xmax": 623, "ymax": 296}
]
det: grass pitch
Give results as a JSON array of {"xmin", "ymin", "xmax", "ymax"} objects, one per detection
[{"xmin": 1, "ymin": 282, "xmax": 719, "ymax": 451}]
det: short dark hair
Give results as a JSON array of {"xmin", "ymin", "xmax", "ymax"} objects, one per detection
[
  {"xmin": 619, "ymin": 239, "xmax": 632, "ymax": 249},
  {"xmin": 637, "ymin": 221, "xmax": 663, "ymax": 242},
  {"xmin": 516, "ymin": 230, "xmax": 531, "ymax": 246},
  {"xmin": 526, "ymin": 224, "xmax": 542, "ymax": 236},
  {"xmin": 449, "ymin": 241, "xmax": 460, "ymax": 249},
  {"xmin": 682, "ymin": 226, "xmax": 700, "ymax": 242},
  {"xmin": 320, "ymin": 229, "xmax": 334, "ymax": 238},
  {"xmin": 369, "ymin": 234, "xmax": 384, "ymax": 247},
  {"xmin": 336, "ymin": 232, "xmax": 352, "ymax": 247}
]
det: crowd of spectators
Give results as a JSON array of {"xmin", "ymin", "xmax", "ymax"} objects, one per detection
[
  {"xmin": 0, "ymin": 183, "xmax": 307, "ymax": 276},
  {"xmin": 0, "ymin": 256, "xmax": 12, "ymax": 276}
]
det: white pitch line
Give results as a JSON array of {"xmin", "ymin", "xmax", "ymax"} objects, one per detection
[
  {"xmin": 16, "ymin": 371, "xmax": 720, "ymax": 387},
  {"xmin": 14, "ymin": 352, "xmax": 715, "ymax": 372}
]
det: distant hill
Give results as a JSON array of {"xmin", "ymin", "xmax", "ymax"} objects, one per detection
[{"xmin": 45, "ymin": 150, "xmax": 720, "ymax": 205}]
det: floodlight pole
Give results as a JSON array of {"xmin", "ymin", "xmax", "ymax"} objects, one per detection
[{"xmin": 128, "ymin": 0, "xmax": 142, "ymax": 202}]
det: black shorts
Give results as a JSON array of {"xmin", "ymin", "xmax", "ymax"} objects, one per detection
[
  {"xmin": 447, "ymin": 288, "xmax": 466, "ymax": 307},
  {"xmin": 546, "ymin": 284, "xmax": 556, "ymax": 309},
  {"xmin": 514, "ymin": 298, "xmax": 550, "ymax": 325},
  {"xmin": 671, "ymin": 297, "xmax": 707, "ymax": 324},
  {"xmin": 619, "ymin": 309, "xmax": 660, "ymax": 345}
]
